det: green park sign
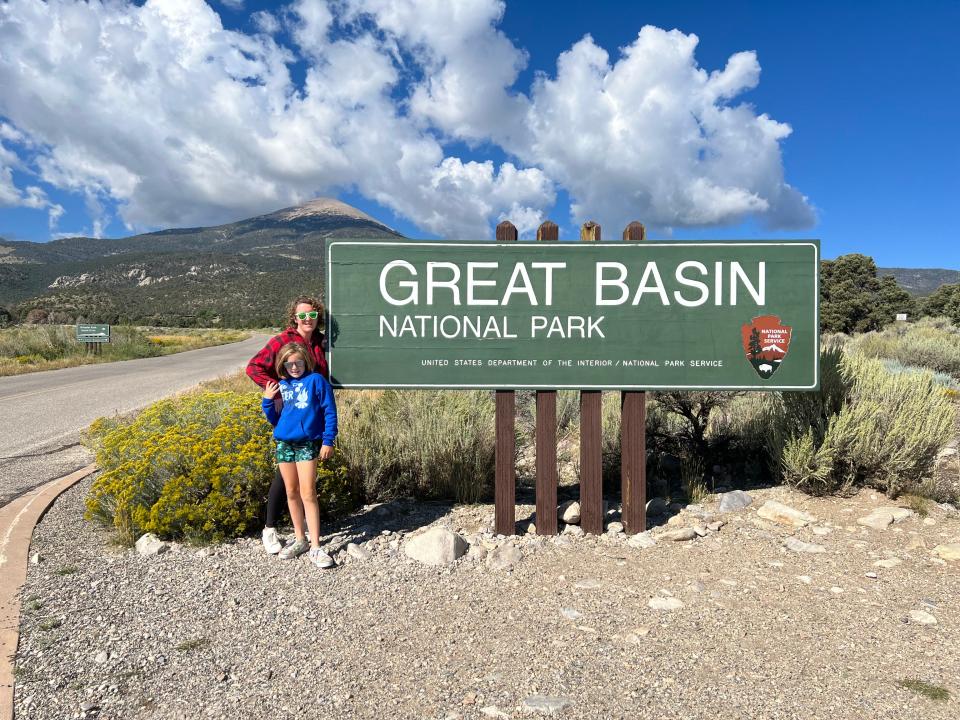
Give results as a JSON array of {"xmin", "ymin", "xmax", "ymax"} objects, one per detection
[
  {"xmin": 76, "ymin": 323, "xmax": 110, "ymax": 343},
  {"xmin": 325, "ymin": 240, "xmax": 819, "ymax": 390}
]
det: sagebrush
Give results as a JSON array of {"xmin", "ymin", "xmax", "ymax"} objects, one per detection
[
  {"xmin": 850, "ymin": 317, "xmax": 960, "ymax": 379},
  {"xmin": 335, "ymin": 389, "xmax": 495, "ymax": 504},
  {"xmin": 770, "ymin": 349, "xmax": 955, "ymax": 496}
]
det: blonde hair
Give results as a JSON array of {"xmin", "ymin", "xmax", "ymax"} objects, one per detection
[
  {"xmin": 275, "ymin": 342, "xmax": 315, "ymax": 379},
  {"xmin": 285, "ymin": 295, "xmax": 325, "ymax": 329}
]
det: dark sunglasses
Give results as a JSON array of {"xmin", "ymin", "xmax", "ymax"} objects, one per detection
[{"xmin": 283, "ymin": 359, "xmax": 305, "ymax": 369}]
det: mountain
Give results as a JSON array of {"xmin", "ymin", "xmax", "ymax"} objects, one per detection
[
  {"xmin": 877, "ymin": 267, "xmax": 960, "ymax": 297},
  {"xmin": 4, "ymin": 210, "xmax": 957, "ymax": 328},
  {"xmin": 0, "ymin": 199, "xmax": 403, "ymax": 327}
]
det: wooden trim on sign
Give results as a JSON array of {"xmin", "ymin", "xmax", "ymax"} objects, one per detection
[
  {"xmin": 579, "ymin": 220, "xmax": 603, "ymax": 534},
  {"xmin": 535, "ymin": 219, "xmax": 559, "ymax": 535},
  {"xmin": 494, "ymin": 220, "xmax": 518, "ymax": 535},
  {"xmin": 621, "ymin": 220, "xmax": 647, "ymax": 533}
]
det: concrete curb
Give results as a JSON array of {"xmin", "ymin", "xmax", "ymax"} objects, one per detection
[{"xmin": 0, "ymin": 464, "xmax": 98, "ymax": 720}]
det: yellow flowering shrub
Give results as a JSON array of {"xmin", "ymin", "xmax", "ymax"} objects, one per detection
[
  {"xmin": 315, "ymin": 452, "xmax": 361, "ymax": 520},
  {"xmin": 85, "ymin": 391, "xmax": 358, "ymax": 544}
]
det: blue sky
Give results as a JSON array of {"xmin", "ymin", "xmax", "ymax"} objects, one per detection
[{"xmin": 0, "ymin": 0, "xmax": 957, "ymax": 268}]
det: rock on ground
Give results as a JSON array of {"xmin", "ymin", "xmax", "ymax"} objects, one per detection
[
  {"xmin": 858, "ymin": 507, "xmax": 913, "ymax": 530},
  {"xmin": 403, "ymin": 526, "xmax": 468, "ymax": 566},
  {"xmin": 858, "ymin": 512, "xmax": 894, "ymax": 530},
  {"xmin": 648, "ymin": 597, "xmax": 685, "ymax": 610},
  {"xmin": 718, "ymin": 490, "xmax": 753, "ymax": 512},
  {"xmin": 874, "ymin": 558, "xmax": 902, "ymax": 568},
  {"xmin": 627, "ymin": 532, "xmax": 656, "ymax": 549},
  {"xmin": 783, "ymin": 537, "xmax": 826, "ymax": 554},
  {"xmin": 909, "ymin": 610, "xmax": 938, "ymax": 625},
  {"xmin": 522, "ymin": 695, "xmax": 573, "ymax": 714},
  {"xmin": 877, "ymin": 507, "xmax": 914, "ymax": 523},
  {"xmin": 645, "ymin": 497, "xmax": 669, "ymax": 515},
  {"xmin": 933, "ymin": 544, "xmax": 960, "ymax": 561},
  {"xmin": 134, "ymin": 533, "xmax": 168, "ymax": 556},
  {"xmin": 559, "ymin": 500, "xmax": 581, "ymax": 525},
  {"xmin": 486, "ymin": 543, "xmax": 522, "ymax": 571},
  {"xmin": 346, "ymin": 543, "xmax": 370, "ymax": 561},
  {"xmin": 757, "ymin": 500, "xmax": 817, "ymax": 527}
]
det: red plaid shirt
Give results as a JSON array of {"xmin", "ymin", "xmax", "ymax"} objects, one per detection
[{"xmin": 245, "ymin": 328, "xmax": 329, "ymax": 387}]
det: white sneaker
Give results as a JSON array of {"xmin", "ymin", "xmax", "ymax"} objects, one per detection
[
  {"xmin": 262, "ymin": 527, "xmax": 282, "ymax": 555},
  {"xmin": 308, "ymin": 547, "xmax": 335, "ymax": 569},
  {"xmin": 279, "ymin": 538, "xmax": 310, "ymax": 560}
]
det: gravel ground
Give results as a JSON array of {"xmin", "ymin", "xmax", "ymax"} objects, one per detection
[{"xmin": 15, "ymin": 479, "xmax": 960, "ymax": 720}]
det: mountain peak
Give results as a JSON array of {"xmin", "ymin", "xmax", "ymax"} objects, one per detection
[{"xmin": 269, "ymin": 197, "xmax": 386, "ymax": 227}]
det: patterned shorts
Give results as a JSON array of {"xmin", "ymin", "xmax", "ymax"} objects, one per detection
[{"xmin": 275, "ymin": 439, "xmax": 321, "ymax": 463}]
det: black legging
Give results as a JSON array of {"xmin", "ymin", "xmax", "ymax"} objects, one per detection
[{"xmin": 265, "ymin": 467, "xmax": 287, "ymax": 528}]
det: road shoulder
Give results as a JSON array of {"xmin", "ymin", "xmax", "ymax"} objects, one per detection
[{"xmin": 0, "ymin": 464, "xmax": 97, "ymax": 720}]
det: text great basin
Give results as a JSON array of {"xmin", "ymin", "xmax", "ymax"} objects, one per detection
[{"xmin": 378, "ymin": 259, "xmax": 766, "ymax": 340}]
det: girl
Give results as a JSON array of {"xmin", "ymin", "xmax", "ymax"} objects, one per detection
[
  {"xmin": 261, "ymin": 342, "xmax": 338, "ymax": 569},
  {"xmin": 246, "ymin": 296, "xmax": 329, "ymax": 554}
]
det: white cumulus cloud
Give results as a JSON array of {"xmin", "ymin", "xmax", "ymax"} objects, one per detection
[
  {"xmin": 251, "ymin": 10, "xmax": 280, "ymax": 35},
  {"xmin": 0, "ymin": 0, "xmax": 811, "ymax": 239},
  {"xmin": 520, "ymin": 28, "xmax": 814, "ymax": 231},
  {"xmin": 0, "ymin": 123, "xmax": 63, "ymax": 228},
  {"xmin": 344, "ymin": 0, "xmax": 531, "ymax": 147}
]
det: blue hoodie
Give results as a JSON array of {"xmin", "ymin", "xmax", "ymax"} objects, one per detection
[{"xmin": 261, "ymin": 372, "xmax": 338, "ymax": 446}]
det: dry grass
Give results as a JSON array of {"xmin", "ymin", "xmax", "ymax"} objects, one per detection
[
  {"xmin": 196, "ymin": 369, "xmax": 256, "ymax": 394},
  {"xmin": 0, "ymin": 325, "xmax": 250, "ymax": 376},
  {"xmin": 897, "ymin": 678, "xmax": 950, "ymax": 702},
  {"xmin": 901, "ymin": 493, "xmax": 931, "ymax": 517}
]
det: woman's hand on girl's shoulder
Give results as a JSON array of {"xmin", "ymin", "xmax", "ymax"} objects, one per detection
[{"xmin": 263, "ymin": 381, "xmax": 280, "ymax": 399}]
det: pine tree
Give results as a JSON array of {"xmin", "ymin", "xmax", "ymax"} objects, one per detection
[{"xmin": 748, "ymin": 328, "xmax": 762, "ymax": 358}]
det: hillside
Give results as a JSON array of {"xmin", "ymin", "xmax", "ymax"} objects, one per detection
[
  {"xmin": 0, "ymin": 199, "xmax": 402, "ymax": 327},
  {"xmin": 878, "ymin": 267, "xmax": 960, "ymax": 297}
]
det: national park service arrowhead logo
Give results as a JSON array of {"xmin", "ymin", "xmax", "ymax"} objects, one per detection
[{"xmin": 741, "ymin": 315, "xmax": 792, "ymax": 379}]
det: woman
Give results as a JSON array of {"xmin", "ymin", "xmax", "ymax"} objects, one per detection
[{"xmin": 246, "ymin": 295, "xmax": 330, "ymax": 554}]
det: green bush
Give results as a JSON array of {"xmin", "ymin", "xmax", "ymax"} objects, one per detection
[
  {"xmin": 769, "ymin": 349, "xmax": 956, "ymax": 496},
  {"xmin": 337, "ymin": 389, "xmax": 495, "ymax": 504},
  {"xmin": 85, "ymin": 391, "xmax": 357, "ymax": 544},
  {"xmin": 780, "ymin": 427, "xmax": 839, "ymax": 493},
  {"xmin": 921, "ymin": 283, "xmax": 960, "ymax": 325},
  {"xmin": 850, "ymin": 317, "xmax": 960, "ymax": 378},
  {"xmin": 766, "ymin": 345, "xmax": 851, "ymax": 469}
]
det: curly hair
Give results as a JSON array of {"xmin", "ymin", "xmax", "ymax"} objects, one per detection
[
  {"xmin": 275, "ymin": 342, "xmax": 316, "ymax": 379},
  {"xmin": 285, "ymin": 295, "xmax": 325, "ymax": 329}
]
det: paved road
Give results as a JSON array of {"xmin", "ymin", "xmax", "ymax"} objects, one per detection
[{"xmin": 0, "ymin": 334, "xmax": 269, "ymax": 506}]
